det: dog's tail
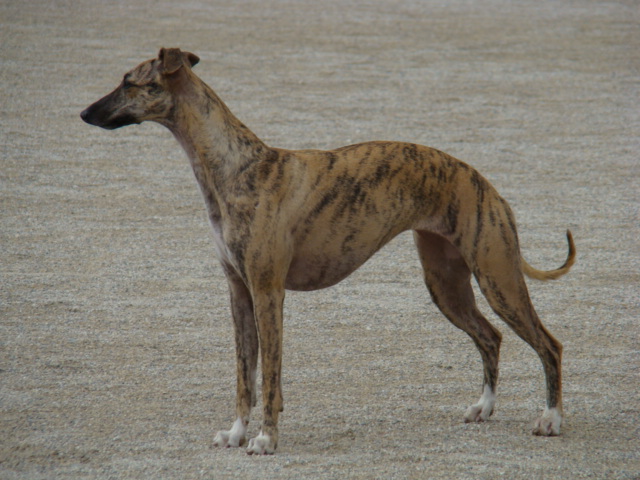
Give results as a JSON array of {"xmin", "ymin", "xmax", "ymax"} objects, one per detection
[{"xmin": 522, "ymin": 230, "xmax": 576, "ymax": 281}]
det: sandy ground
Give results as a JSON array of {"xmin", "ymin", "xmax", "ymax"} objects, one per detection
[{"xmin": 1, "ymin": 0, "xmax": 639, "ymax": 478}]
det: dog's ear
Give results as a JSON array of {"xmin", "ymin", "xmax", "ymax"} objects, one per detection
[
  {"xmin": 158, "ymin": 48, "xmax": 199, "ymax": 75},
  {"xmin": 185, "ymin": 51, "xmax": 200, "ymax": 68}
]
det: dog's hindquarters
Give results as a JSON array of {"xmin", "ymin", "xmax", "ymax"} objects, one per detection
[
  {"xmin": 468, "ymin": 189, "xmax": 563, "ymax": 429},
  {"xmin": 415, "ymin": 175, "xmax": 564, "ymax": 434}
]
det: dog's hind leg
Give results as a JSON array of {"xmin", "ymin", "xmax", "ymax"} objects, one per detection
[
  {"xmin": 472, "ymin": 240, "xmax": 563, "ymax": 436},
  {"xmin": 213, "ymin": 268, "xmax": 259, "ymax": 448},
  {"xmin": 414, "ymin": 230, "xmax": 503, "ymax": 423}
]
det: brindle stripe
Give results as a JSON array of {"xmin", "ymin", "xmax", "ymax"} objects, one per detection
[
  {"xmin": 308, "ymin": 187, "xmax": 339, "ymax": 223},
  {"xmin": 447, "ymin": 198, "xmax": 460, "ymax": 234}
]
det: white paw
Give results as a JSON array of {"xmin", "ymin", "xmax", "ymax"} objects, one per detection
[
  {"xmin": 464, "ymin": 385, "xmax": 496, "ymax": 423},
  {"xmin": 532, "ymin": 407, "xmax": 562, "ymax": 436},
  {"xmin": 246, "ymin": 431, "xmax": 276, "ymax": 455},
  {"xmin": 213, "ymin": 418, "xmax": 247, "ymax": 448}
]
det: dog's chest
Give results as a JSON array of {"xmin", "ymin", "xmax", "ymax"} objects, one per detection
[{"xmin": 208, "ymin": 218, "xmax": 233, "ymax": 264}]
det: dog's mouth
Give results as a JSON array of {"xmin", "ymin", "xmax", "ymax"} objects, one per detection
[{"xmin": 80, "ymin": 108, "xmax": 140, "ymax": 130}]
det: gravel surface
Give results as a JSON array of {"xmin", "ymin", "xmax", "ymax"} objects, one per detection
[{"xmin": 2, "ymin": 0, "xmax": 639, "ymax": 478}]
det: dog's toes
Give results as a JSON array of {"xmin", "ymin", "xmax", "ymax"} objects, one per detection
[
  {"xmin": 464, "ymin": 386, "xmax": 496, "ymax": 423},
  {"xmin": 532, "ymin": 407, "xmax": 562, "ymax": 436},
  {"xmin": 213, "ymin": 430, "xmax": 245, "ymax": 448},
  {"xmin": 463, "ymin": 406, "xmax": 479, "ymax": 423},
  {"xmin": 213, "ymin": 431, "xmax": 230, "ymax": 447},
  {"xmin": 246, "ymin": 431, "xmax": 276, "ymax": 455},
  {"xmin": 213, "ymin": 418, "xmax": 247, "ymax": 448},
  {"xmin": 464, "ymin": 405, "xmax": 489, "ymax": 423}
]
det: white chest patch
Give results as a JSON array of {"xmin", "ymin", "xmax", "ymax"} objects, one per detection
[{"xmin": 209, "ymin": 219, "xmax": 231, "ymax": 263}]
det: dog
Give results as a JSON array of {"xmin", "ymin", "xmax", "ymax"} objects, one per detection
[{"xmin": 81, "ymin": 48, "xmax": 575, "ymax": 454}]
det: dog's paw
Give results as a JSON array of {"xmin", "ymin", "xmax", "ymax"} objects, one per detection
[
  {"xmin": 213, "ymin": 418, "xmax": 247, "ymax": 448},
  {"xmin": 532, "ymin": 407, "xmax": 562, "ymax": 436},
  {"xmin": 463, "ymin": 385, "xmax": 496, "ymax": 423},
  {"xmin": 246, "ymin": 431, "xmax": 276, "ymax": 455},
  {"xmin": 464, "ymin": 404, "xmax": 493, "ymax": 423}
]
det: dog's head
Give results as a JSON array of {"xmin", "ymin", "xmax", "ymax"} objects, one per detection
[{"xmin": 80, "ymin": 48, "xmax": 200, "ymax": 130}]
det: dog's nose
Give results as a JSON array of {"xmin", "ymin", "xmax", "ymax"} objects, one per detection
[{"xmin": 80, "ymin": 108, "xmax": 90, "ymax": 123}]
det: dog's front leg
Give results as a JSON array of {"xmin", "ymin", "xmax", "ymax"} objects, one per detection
[
  {"xmin": 213, "ymin": 269, "xmax": 258, "ymax": 448},
  {"xmin": 246, "ymin": 288, "xmax": 285, "ymax": 455}
]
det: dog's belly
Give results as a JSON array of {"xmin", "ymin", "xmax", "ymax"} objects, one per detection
[
  {"xmin": 284, "ymin": 224, "xmax": 407, "ymax": 291},
  {"xmin": 285, "ymin": 251, "xmax": 373, "ymax": 291},
  {"xmin": 283, "ymin": 197, "xmax": 426, "ymax": 291}
]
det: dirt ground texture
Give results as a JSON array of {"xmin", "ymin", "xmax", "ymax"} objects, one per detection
[{"xmin": 1, "ymin": 0, "xmax": 639, "ymax": 478}]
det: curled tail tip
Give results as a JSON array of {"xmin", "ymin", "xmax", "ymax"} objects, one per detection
[
  {"xmin": 565, "ymin": 229, "xmax": 576, "ymax": 268},
  {"xmin": 523, "ymin": 230, "xmax": 576, "ymax": 281}
]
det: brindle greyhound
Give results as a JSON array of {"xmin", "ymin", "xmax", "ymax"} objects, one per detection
[{"xmin": 81, "ymin": 48, "xmax": 575, "ymax": 454}]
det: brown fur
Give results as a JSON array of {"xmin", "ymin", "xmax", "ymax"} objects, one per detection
[{"xmin": 81, "ymin": 48, "xmax": 576, "ymax": 454}]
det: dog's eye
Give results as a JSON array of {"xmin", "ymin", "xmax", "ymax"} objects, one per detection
[
  {"xmin": 146, "ymin": 82, "xmax": 161, "ymax": 92},
  {"xmin": 122, "ymin": 76, "xmax": 136, "ymax": 89}
]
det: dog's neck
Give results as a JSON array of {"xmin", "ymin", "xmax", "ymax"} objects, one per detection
[
  {"xmin": 164, "ymin": 72, "xmax": 268, "ymax": 186},
  {"xmin": 161, "ymin": 72, "xmax": 271, "ymax": 224}
]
